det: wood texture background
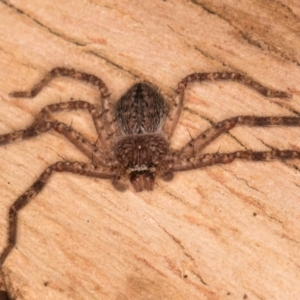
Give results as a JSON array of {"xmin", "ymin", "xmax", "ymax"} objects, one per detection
[{"xmin": 0, "ymin": 0, "xmax": 300, "ymax": 299}]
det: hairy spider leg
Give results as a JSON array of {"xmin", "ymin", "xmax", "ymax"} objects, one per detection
[
  {"xmin": 179, "ymin": 116, "xmax": 300, "ymax": 157},
  {"xmin": 178, "ymin": 72, "xmax": 291, "ymax": 98},
  {"xmin": 0, "ymin": 120, "xmax": 105, "ymax": 165},
  {"xmin": 0, "ymin": 161, "xmax": 114, "ymax": 266},
  {"xmin": 164, "ymin": 71, "xmax": 291, "ymax": 140},
  {"xmin": 36, "ymin": 100, "xmax": 115, "ymax": 160},
  {"xmin": 10, "ymin": 67, "xmax": 120, "ymax": 150},
  {"xmin": 169, "ymin": 150, "xmax": 300, "ymax": 172}
]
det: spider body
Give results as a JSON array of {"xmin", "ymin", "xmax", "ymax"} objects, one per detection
[
  {"xmin": 114, "ymin": 82, "xmax": 169, "ymax": 191},
  {"xmin": 1, "ymin": 67, "xmax": 300, "ymax": 266}
]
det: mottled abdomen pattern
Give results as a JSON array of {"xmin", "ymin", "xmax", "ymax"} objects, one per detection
[{"xmin": 115, "ymin": 83, "xmax": 168, "ymax": 134}]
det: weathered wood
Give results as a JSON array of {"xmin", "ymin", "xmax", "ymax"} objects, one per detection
[{"xmin": 0, "ymin": 0, "xmax": 300, "ymax": 299}]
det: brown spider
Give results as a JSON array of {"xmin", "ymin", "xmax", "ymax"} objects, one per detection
[{"xmin": 0, "ymin": 68, "xmax": 300, "ymax": 266}]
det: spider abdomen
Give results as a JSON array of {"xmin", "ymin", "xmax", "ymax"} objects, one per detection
[
  {"xmin": 114, "ymin": 133, "xmax": 168, "ymax": 171},
  {"xmin": 115, "ymin": 83, "xmax": 168, "ymax": 134}
]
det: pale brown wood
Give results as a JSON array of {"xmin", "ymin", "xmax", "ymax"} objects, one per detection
[{"xmin": 0, "ymin": 0, "xmax": 300, "ymax": 299}]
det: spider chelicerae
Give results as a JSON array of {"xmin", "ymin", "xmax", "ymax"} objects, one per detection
[{"xmin": 0, "ymin": 68, "xmax": 299, "ymax": 266}]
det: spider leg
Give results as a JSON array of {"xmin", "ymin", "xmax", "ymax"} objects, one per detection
[
  {"xmin": 178, "ymin": 72, "xmax": 291, "ymax": 98},
  {"xmin": 169, "ymin": 150, "xmax": 300, "ymax": 172},
  {"xmin": 164, "ymin": 71, "xmax": 291, "ymax": 139},
  {"xmin": 9, "ymin": 67, "xmax": 110, "ymax": 99},
  {"xmin": 163, "ymin": 92, "xmax": 184, "ymax": 139},
  {"xmin": 9, "ymin": 67, "xmax": 120, "ymax": 149},
  {"xmin": 36, "ymin": 100, "xmax": 116, "ymax": 152},
  {"xmin": 0, "ymin": 161, "xmax": 114, "ymax": 266},
  {"xmin": 0, "ymin": 120, "xmax": 106, "ymax": 165},
  {"xmin": 180, "ymin": 116, "xmax": 300, "ymax": 157}
]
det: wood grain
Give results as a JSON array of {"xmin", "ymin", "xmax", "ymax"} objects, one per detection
[{"xmin": 0, "ymin": 0, "xmax": 300, "ymax": 299}]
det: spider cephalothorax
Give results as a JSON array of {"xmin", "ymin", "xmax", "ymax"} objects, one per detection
[
  {"xmin": 114, "ymin": 131, "xmax": 169, "ymax": 191},
  {"xmin": 0, "ymin": 67, "xmax": 299, "ymax": 266}
]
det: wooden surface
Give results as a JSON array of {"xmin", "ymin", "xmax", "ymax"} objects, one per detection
[{"xmin": 0, "ymin": 0, "xmax": 300, "ymax": 299}]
